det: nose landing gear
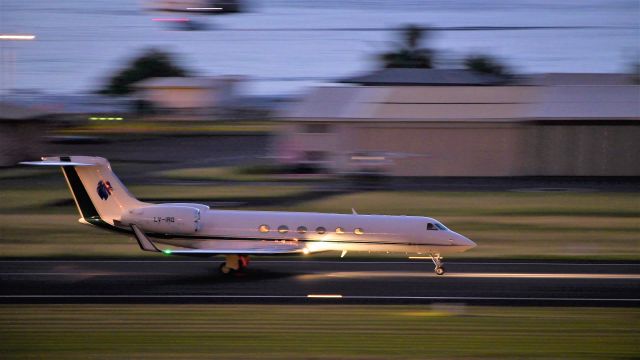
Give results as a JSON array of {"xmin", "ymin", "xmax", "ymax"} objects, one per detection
[{"xmin": 430, "ymin": 253, "xmax": 445, "ymax": 275}]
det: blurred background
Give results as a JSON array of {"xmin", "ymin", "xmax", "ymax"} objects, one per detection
[
  {"xmin": 2, "ymin": 2, "xmax": 640, "ymax": 359},
  {"xmin": 1, "ymin": 0, "xmax": 639, "ymax": 259}
]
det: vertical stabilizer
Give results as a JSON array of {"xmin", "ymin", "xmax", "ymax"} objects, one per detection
[{"xmin": 22, "ymin": 156, "xmax": 146, "ymax": 225}]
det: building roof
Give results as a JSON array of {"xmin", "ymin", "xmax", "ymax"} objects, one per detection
[
  {"xmin": 134, "ymin": 76, "xmax": 243, "ymax": 89},
  {"xmin": 2, "ymin": 93, "xmax": 131, "ymax": 115},
  {"xmin": 0, "ymin": 101, "xmax": 51, "ymax": 121},
  {"xmin": 281, "ymin": 85, "xmax": 538, "ymax": 122},
  {"xmin": 531, "ymin": 85, "xmax": 640, "ymax": 119},
  {"xmin": 525, "ymin": 73, "xmax": 636, "ymax": 86},
  {"xmin": 280, "ymin": 80, "xmax": 640, "ymax": 122},
  {"xmin": 340, "ymin": 68, "xmax": 507, "ymax": 86}
]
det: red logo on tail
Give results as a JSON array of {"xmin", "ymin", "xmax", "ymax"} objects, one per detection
[{"xmin": 97, "ymin": 180, "xmax": 113, "ymax": 200}]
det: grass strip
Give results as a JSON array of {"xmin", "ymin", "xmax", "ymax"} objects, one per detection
[
  {"xmin": 58, "ymin": 120, "xmax": 275, "ymax": 135},
  {"xmin": 1, "ymin": 305, "xmax": 638, "ymax": 359}
]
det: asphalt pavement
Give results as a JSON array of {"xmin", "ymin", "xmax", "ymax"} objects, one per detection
[{"xmin": 1, "ymin": 259, "xmax": 638, "ymax": 306}]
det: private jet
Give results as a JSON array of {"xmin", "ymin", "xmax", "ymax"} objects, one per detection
[{"xmin": 21, "ymin": 156, "xmax": 476, "ymax": 275}]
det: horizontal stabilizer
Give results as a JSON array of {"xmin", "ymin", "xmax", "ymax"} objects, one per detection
[{"xmin": 20, "ymin": 161, "xmax": 94, "ymax": 167}]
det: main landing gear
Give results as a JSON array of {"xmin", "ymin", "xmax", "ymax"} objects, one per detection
[
  {"xmin": 219, "ymin": 254, "xmax": 250, "ymax": 275},
  {"xmin": 430, "ymin": 253, "xmax": 445, "ymax": 275}
]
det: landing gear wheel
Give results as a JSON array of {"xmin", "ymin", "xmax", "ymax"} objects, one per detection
[
  {"xmin": 429, "ymin": 253, "xmax": 445, "ymax": 275},
  {"xmin": 219, "ymin": 263, "xmax": 234, "ymax": 275}
]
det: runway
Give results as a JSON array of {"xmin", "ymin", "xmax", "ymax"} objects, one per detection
[{"xmin": 1, "ymin": 259, "xmax": 639, "ymax": 306}]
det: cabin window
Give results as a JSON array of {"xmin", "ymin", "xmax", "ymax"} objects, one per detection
[
  {"xmin": 297, "ymin": 226, "xmax": 307, "ymax": 234},
  {"xmin": 335, "ymin": 227, "xmax": 345, "ymax": 234},
  {"xmin": 354, "ymin": 228, "xmax": 364, "ymax": 235},
  {"xmin": 316, "ymin": 226, "xmax": 326, "ymax": 234},
  {"xmin": 278, "ymin": 225, "xmax": 289, "ymax": 234},
  {"xmin": 259, "ymin": 224, "xmax": 270, "ymax": 233},
  {"xmin": 427, "ymin": 223, "xmax": 438, "ymax": 231}
]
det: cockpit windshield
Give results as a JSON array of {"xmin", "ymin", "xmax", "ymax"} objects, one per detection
[
  {"xmin": 427, "ymin": 222, "xmax": 449, "ymax": 231},
  {"xmin": 435, "ymin": 222, "xmax": 448, "ymax": 231}
]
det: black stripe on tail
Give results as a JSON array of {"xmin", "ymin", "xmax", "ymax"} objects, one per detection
[{"xmin": 60, "ymin": 156, "xmax": 100, "ymax": 220}]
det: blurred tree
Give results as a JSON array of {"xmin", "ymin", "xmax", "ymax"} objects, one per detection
[
  {"xmin": 379, "ymin": 25, "xmax": 434, "ymax": 68},
  {"xmin": 464, "ymin": 54, "xmax": 511, "ymax": 77},
  {"xmin": 100, "ymin": 49, "xmax": 189, "ymax": 96}
]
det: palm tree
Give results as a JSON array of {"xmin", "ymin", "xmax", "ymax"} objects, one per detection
[{"xmin": 379, "ymin": 25, "xmax": 434, "ymax": 69}]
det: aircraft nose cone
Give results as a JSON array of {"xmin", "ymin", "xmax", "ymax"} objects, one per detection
[
  {"xmin": 464, "ymin": 236, "xmax": 477, "ymax": 248},
  {"xmin": 453, "ymin": 234, "xmax": 476, "ymax": 248}
]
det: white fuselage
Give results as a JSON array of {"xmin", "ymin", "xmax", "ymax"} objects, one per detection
[
  {"xmin": 154, "ymin": 209, "xmax": 476, "ymax": 256},
  {"xmin": 22, "ymin": 155, "xmax": 476, "ymax": 270}
]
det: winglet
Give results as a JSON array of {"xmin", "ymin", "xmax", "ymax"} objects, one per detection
[
  {"xmin": 352, "ymin": 208, "xmax": 358, "ymax": 215},
  {"xmin": 130, "ymin": 224, "xmax": 160, "ymax": 252}
]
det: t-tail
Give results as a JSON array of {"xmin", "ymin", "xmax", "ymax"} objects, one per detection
[{"xmin": 20, "ymin": 156, "xmax": 147, "ymax": 227}]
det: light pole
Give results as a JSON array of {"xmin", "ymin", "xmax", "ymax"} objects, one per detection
[{"xmin": 0, "ymin": 34, "xmax": 36, "ymax": 93}]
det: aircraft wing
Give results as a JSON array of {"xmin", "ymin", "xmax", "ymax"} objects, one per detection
[
  {"xmin": 167, "ymin": 245, "xmax": 304, "ymax": 256},
  {"xmin": 131, "ymin": 225, "xmax": 304, "ymax": 256}
]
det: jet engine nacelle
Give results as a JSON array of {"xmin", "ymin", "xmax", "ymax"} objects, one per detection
[{"xmin": 120, "ymin": 204, "xmax": 203, "ymax": 234}]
